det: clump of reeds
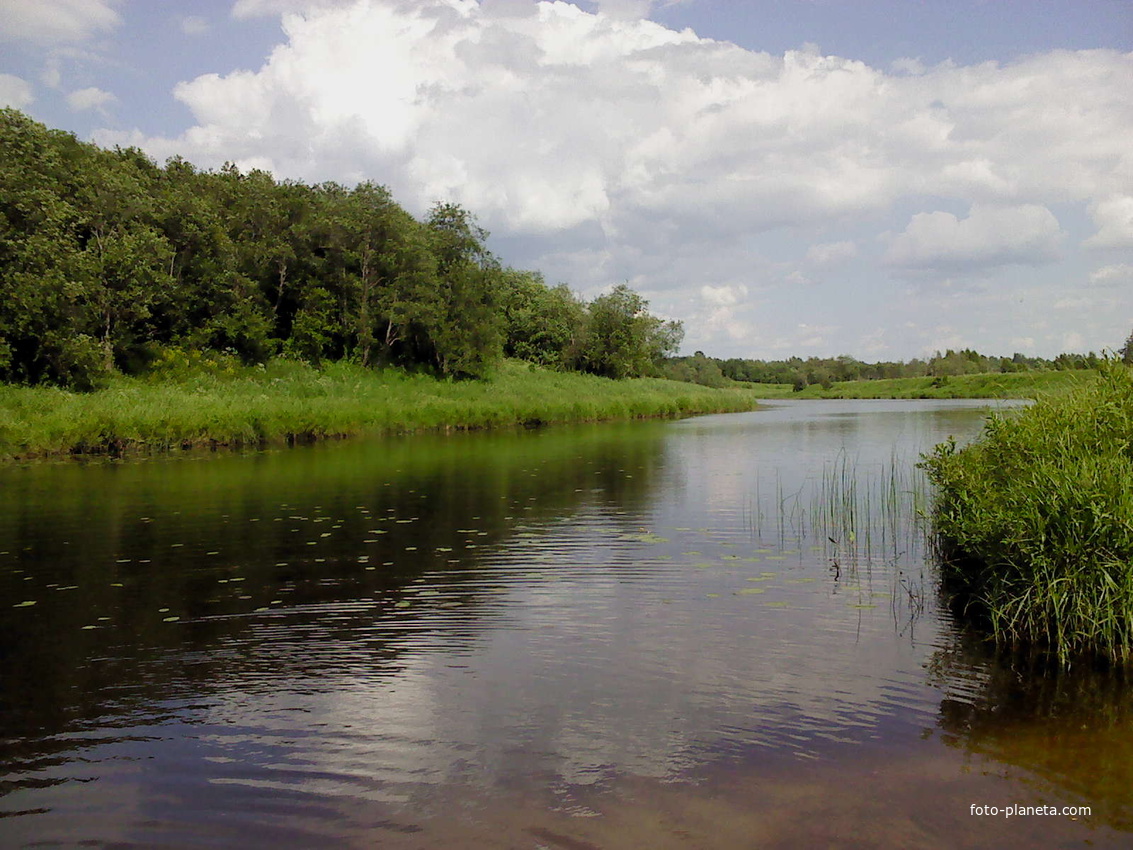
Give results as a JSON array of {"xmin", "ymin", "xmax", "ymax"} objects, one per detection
[
  {"xmin": 921, "ymin": 359, "xmax": 1133, "ymax": 664},
  {"xmin": 811, "ymin": 450, "xmax": 929, "ymax": 569}
]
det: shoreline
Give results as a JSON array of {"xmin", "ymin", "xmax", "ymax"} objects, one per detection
[{"xmin": 0, "ymin": 359, "xmax": 761, "ymax": 462}]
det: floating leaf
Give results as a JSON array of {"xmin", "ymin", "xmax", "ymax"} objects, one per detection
[
  {"xmin": 735, "ymin": 588, "xmax": 765, "ymax": 595},
  {"xmin": 14, "ymin": 600, "xmax": 37, "ymax": 608},
  {"xmin": 163, "ymin": 616, "xmax": 180, "ymax": 622},
  {"xmin": 620, "ymin": 533, "xmax": 669, "ymax": 544}
]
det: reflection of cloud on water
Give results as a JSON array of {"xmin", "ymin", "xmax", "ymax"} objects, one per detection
[
  {"xmin": 200, "ymin": 509, "xmax": 955, "ymax": 795},
  {"xmin": 186, "ymin": 404, "xmax": 1006, "ymax": 799}
]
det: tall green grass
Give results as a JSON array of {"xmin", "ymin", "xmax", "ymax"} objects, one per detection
[
  {"xmin": 921, "ymin": 361, "xmax": 1133, "ymax": 664},
  {"xmin": 812, "ymin": 451, "xmax": 930, "ymax": 567},
  {"xmin": 0, "ymin": 355, "xmax": 760, "ymax": 459}
]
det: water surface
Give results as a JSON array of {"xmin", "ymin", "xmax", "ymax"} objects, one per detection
[{"xmin": 1, "ymin": 400, "xmax": 1129, "ymax": 847}]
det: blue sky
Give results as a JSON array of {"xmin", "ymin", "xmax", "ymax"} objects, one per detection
[{"xmin": 2, "ymin": 0, "xmax": 1131, "ymax": 360}]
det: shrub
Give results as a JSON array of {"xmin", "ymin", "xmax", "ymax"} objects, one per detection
[{"xmin": 921, "ymin": 360, "xmax": 1133, "ymax": 664}]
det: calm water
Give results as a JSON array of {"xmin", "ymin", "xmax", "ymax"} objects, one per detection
[{"xmin": 1, "ymin": 400, "xmax": 1130, "ymax": 848}]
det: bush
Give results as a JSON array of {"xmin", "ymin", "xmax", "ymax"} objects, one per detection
[{"xmin": 920, "ymin": 359, "xmax": 1133, "ymax": 664}]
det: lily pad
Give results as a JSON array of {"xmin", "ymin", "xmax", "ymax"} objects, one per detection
[{"xmin": 620, "ymin": 533, "xmax": 669, "ymax": 544}]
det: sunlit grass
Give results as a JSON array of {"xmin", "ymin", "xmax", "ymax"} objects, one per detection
[{"xmin": 0, "ymin": 356, "xmax": 760, "ymax": 459}]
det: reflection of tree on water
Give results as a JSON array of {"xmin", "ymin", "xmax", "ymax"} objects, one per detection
[
  {"xmin": 927, "ymin": 629, "xmax": 1133, "ymax": 832},
  {"xmin": 0, "ymin": 423, "xmax": 672, "ymax": 797}
]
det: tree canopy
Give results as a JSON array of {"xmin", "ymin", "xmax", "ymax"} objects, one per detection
[{"xmin": 0, "ymin": 109, "xmax": 681, "ymax": 389}]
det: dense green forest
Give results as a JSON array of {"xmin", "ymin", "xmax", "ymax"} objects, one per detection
[
  {"xmin": 661, "ymin": 348, "xmax": 1104, "ymax": 390},
  {"xmin": 0, "ymin": 108, "xmax": 681, "ymax": 390}
]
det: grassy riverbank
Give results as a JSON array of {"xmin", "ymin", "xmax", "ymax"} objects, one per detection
[
  {"xmin": 0, "ymin": 356, "xmax": 760, "ymax": 459},
  {"xmin": 920, "ymin": 361, "xmax": 1133, "ymax": 664},
  {"xmin": 741, "ymin": 370, "xmax": 1092, "ymax": 399}
]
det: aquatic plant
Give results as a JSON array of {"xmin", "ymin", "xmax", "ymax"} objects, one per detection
[
  {"xmin": 811, "ymin": 450, "xmax": 930, "ymax": 572},
  {"xmin": 921, "ymin": 359, "xmax": 1133, "ymax": 664}
]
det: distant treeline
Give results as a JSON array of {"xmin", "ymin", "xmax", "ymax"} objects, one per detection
[
  {"xmin": 662, "ymin": 348, "xmax": 1104, "ymax": 389},
  {"xmin": 0, "ymin": 109, "xmax": 681, "ymax": 389}
]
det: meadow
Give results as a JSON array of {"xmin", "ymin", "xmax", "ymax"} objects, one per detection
[{"xmin": 0, "ymin": 353, "xmax": 760, "ymax": 460}]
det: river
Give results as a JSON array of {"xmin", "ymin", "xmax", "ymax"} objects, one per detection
[{"xmin": 1, "ymin": 400, "xmax": 1129, "ymax": 848}]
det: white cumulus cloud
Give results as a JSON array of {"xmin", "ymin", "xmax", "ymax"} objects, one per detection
[
  {"xmin": 66, "ymin": 84, "xmax": 115, "ymax": 112},
  {"xmin": 97, "ymin": 3, "xmax": 1133, "ymax": 240},
  {"xmin": 700, "ymin": 283, "xmax": 747, "ymax": 306},
  {"xmin": 87, "ymin": 0, "xmax": 1133, "ymax": 358},
  {"xmin": 0, "ymin": 0, "xmax": 121, "ymax": 45},
  {"xmin": 1085, "ymin": 196, "xmax": 1133, "ymax": 249},
  {"xmin": 0, "ymin": 73, "xmax": 33, "ymax": 108},
  {"xmin": 884, "ymin": 204, "xmax": 1064, "ymax": 272}
]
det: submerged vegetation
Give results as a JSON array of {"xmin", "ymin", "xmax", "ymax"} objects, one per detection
[
  {"xmin": 0, "ymin": 355, "xmax": 758, "ymax": 459},
  {"xmin": 921, "ymin": 360, "xmax": 1133, "ymax": 664}
]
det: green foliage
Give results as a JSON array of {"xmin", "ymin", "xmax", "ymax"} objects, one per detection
[
  {"xmin": 657, "ymin": 351, "xmax": 729, "ymax": 387},
  {"xmin": 579, "ymin": 284, "xmax": 683, "ymax": 379},
  {"xmin": 498, "ymin": 270, "xmax": 585, "ymax": 369},
  {"xmin": 0, "ymin": 109, "xmax": 683, "ymax": 389},
  {"xmin": 920, "ymin": 360, "xmax": 1133, "ymax": 664},
  {"xmin": 709, "ymin": 348, "xmax": 1102, "ymax": 388},
  {"xmin": 0, "ymin": 111, "xmax": 595, "ymax": 388}
]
